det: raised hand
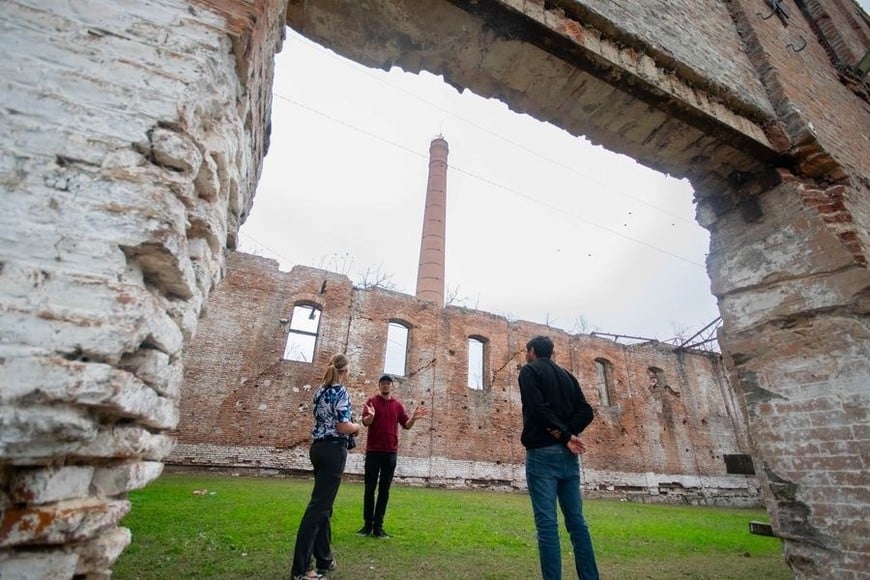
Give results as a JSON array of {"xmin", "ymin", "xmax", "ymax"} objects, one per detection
[
  {"xmin": 412, "ymin": 405, "xmax": 429, "ymax": 420},
  {"xmin": 363, "ymin": 402, "xmax": 375, "ymax": 420}
]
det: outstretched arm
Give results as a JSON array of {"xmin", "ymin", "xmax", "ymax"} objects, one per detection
[{"xmin": 404, "ymin": 404, "xmax": 428, "ymax": 429}]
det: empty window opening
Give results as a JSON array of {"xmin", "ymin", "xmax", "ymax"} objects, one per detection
[
  {"xmin": 384, "ymin": 321, "xmax": 410, "ymax": 376},
  {"xmin": 723, "ymin": 454, "xmax": 755, "ymax": 475},
  {"xmin": 468, "ymin": 336, "xmax": 487, "ymax": 390},
  {"xmin": 283, "ymin": 304, "xmax": 321, "ymax": 362},
  {"xmin": 595, "ymin": 358, "xmax": 616, "ymax": 406}
]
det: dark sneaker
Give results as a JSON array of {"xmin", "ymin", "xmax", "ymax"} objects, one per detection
[
  {"xmin": 356, "ymin": 526, "xmax": 372, "ymax": 536},
  {"xmin": 316, "ymin": 558, "xmax": 336, "ymax": 575},
  {"xmin": 373, "ymin": 528, "xmax": 389, "ymax": 539}
]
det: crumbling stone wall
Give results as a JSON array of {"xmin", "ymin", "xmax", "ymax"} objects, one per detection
[
  {"xmin": 2, "ymin": 0, "xmax": 867, "ymax": 577},
  {"xmin": 0, "ymin": 1, "xmax": 286, "ymax": 576},
  {"xmin": 172, "ymin": 252, "xmax": 759, "ymax": 505}
]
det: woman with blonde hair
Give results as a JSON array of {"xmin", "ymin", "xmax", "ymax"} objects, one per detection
[{"xmin": 291, "ymin": 353, "xmax": 362, "ymax": 580}]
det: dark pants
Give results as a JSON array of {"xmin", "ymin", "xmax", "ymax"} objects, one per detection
[
  {"xmin": 363, "ymin": 451, "xmax": 398, "ymax": 529},
  {"xmin": 291, "ymin": 440, "xmax": 347, "ymax": 576}
]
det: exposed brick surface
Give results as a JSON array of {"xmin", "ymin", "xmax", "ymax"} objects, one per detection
[
  {"xmin": 2, "ymin": 0, "xmax": 868, "ymax": 577},
  {"xmin": 174, "ymin": 252, "xmax": 757, "ymax": 506}
]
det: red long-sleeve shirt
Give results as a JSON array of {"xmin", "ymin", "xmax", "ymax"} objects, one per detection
[{"xmin": 363, "ymin": 395, "xmax": 409, "ymax": 453}]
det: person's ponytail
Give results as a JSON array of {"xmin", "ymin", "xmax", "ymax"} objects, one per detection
[{"xmin": 321, "ymin": 353, "xmax": 349, "ymax": 386}]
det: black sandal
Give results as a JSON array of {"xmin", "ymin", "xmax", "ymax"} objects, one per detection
[{"xmin": 316, "ymin": 558, "xmax": 337, "ymax": 575}]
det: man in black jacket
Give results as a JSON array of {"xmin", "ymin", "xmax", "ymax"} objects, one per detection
[{"xmin": 519, "ymin": 336, "xmax": 599, "ymax": 580}]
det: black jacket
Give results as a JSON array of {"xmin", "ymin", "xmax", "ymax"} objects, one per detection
[{"xmin": 518, "ymin": 357, "xmax": 594, "ymax": 449}]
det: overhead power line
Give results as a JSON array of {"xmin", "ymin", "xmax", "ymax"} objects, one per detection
[
  {"xmin": 271, "ymin": 91, "xmax": 706, "ymax": 269},
  {"xmin": 286, "ymin": 31, "xmax": 696, "ymax": 226},
  {"xmin": 238, "ymin": 230, "xmax": 296, "ymax": 266}
]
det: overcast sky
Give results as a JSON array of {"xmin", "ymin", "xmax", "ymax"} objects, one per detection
[{"xmin": 238, "ymin": 27, "xmax": 757, "ymax": 344}]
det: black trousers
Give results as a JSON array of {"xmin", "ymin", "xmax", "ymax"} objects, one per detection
[
  {"xmin": 291, "ymin": 440, "xmax": 347, "ymax": 576},
  {"xmin": 363, "ymin": 451, "xmax": 398, "ymax": 529}
]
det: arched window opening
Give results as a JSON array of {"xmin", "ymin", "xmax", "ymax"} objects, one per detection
[
  {"xmin": 468, "ymin": 336, "xmax": 488, "ymax": 390},
  {"xmin": 594, "ymin": 358, "xmax": 616, "ymax": 406},
  {"xmin": 282, "ymin": 304, "xmax": 321, "ymax": 362},
  {"xmin": 384, "ymin": 321, "xmax": 410, "ymax": 376}
]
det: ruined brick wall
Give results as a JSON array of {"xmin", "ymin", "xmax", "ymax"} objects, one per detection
[
  {"xmin": 3, "ymin": 0, "xmax": 868, "ymax": 577},
  {"xmin": 172, "ymin": 252, "xmax": 759, "ymax": 505},
  {"xmin": 569, "ymin": 0, "xmax": 776, "ymax": 117},
  {"xmin": 283, "ymin": 2, "xmax": 869, "ymax": 575},
  {"xmin": 706, "ymin": 173, "xmax": 870, "ymax": 576}
]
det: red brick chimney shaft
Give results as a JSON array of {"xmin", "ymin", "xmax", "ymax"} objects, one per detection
[{"xmin": 416, "ymin": 137, "xmax": 449, "ymax": 307}]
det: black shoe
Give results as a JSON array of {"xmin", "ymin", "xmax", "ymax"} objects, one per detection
[
  {"xmin": 373, "ymin": 528, "xmax": 389, "ymax": 539},
  {"xmin": 356, "ymin": 526, "xmax": 372, "ymax": 536},
  {"xmin": 316, "ymin": 558, "xmax": 336, "ymax": 575}
]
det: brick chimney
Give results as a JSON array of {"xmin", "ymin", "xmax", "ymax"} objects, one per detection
[{"xmin": 415, "ymin": 136, "xmax": 449, "ymax": 307}]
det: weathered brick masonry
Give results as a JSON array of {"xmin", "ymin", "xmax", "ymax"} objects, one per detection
[
  {"xmin": 1, "ymin": 1, "xmax": 285, "ymax": 577},
  {"xmin": 173, "ymin": 252, "xmax": 759, "ymax": 505},
  {"xmin": 2, "ymin": 0, "xmax": 868, "ymax": 577}
]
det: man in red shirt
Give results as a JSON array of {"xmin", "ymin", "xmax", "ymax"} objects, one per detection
[{"xmin": 357, "ymin": 374, "xmax": 428, "ymax": 538}]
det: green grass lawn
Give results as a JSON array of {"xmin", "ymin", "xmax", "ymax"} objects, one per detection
[{"xmin": 113, "ymin": 472, "xmax": 790, "ymax": 579}]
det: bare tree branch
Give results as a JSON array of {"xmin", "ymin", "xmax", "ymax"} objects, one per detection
[
  {"xmin": 571, "ymin": 315, "xmax": 599, "ymax": 335},
  {"xmin": 445, "ymin": 284, "xmax": 467, "ymax": 306},
  {"xmin": 317, "ymin": 251, "xmax": 354, "ymax": 276},
  {"xmin": 669, "ymin": 321, "xmax": 691, "ymax": 343},
  {"xmin": 356, "ymin": 264, "xmax": 398, "ymax": 290}
]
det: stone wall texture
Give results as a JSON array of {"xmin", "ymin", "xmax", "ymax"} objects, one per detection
[
  {"xmin": 1, "ymin": 0, "xmax": 287, "ymax": 576},
  {"xmin": 1, "ymin": 0, "xmax": 868, "ymax": 577},
  {"xmin": 172, "ymin": 252, "xmax": 759, "ymax": 506}
]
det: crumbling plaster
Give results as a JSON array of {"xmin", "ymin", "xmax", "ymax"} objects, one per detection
[{"xmin": 0, "ymin": 0, "xmax": 867, "ymax": 577}]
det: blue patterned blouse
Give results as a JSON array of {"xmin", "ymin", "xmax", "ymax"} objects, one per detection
[{"xmin": 311, "ymin": 383, "xmax": 353, "ymax": 444}]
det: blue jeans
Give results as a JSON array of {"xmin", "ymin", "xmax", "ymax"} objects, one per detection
[{"xmin": 526, "ymin": 445, "xmax": 599, "ymax": 580}]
